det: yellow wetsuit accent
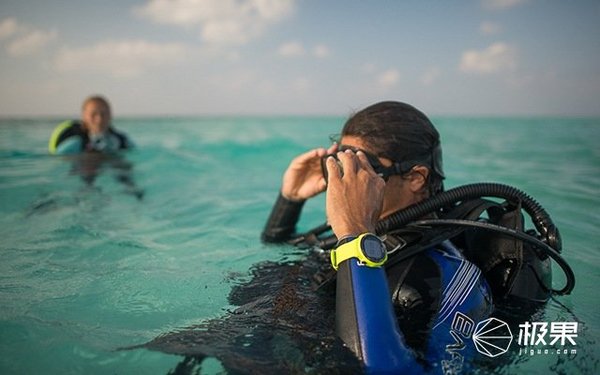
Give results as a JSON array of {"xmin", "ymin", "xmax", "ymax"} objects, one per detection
[{"xmin": 48, "ymin": 120, "xmax": 74, "ymax": 154}]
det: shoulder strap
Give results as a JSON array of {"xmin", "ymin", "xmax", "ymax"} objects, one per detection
[{"xmin": 109, "ymin": 127, "xmax": 129, "ymax": 149}]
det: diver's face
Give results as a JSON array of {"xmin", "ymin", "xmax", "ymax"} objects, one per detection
[{"xmin": 82, "ymin": 101, "xmax": 111, "ymax": 135}]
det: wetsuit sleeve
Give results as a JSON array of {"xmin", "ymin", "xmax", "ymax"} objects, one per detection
[
  {"xmin": 49, "ymin": 120, "xmax": 83, "ymax": 154},
  {"xmin": 261, "ymin": 193, "xmax": 305, "ymax": 243},
  {"xmin": 335, "ymin": 259, "xmax": 418, "ymax": 373},
  {"xmin": 54, "ymin": 137, "xmax": 83, "ymax": 155}
]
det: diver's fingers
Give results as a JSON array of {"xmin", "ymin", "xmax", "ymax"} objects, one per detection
[
  {"xmin": 336, "ymin": 150, "xmax": 359, "ymax": 177},
  {"xmin": 314, "ymin": 147, "xmax": 330, "ymax": 158},
  {"xmin": 325, "ymin": 156, "xmax": 342, "ymax": 184},
  {"xmin": 356, "ymin": 151, "xmax": 378, "ymax": 176},
  {"xmin": 326, "ymin": 142, "xmax": 338, "ymax": 155},
  {"xmin": 290, "ymin": 148, "xmax": 327, "ymax": 168}
]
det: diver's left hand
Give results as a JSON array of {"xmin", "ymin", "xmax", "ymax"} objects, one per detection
[{"xmin": 325, "ymin": 150, "xmax": 385, "ymax": 239}]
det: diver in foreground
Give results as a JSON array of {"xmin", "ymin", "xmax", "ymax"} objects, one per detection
[{"xmin": 262, "ymin": 101, "xmax": 574, "ymax": 373}]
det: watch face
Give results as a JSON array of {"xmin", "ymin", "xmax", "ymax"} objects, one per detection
[{"xmin": 361, "ymin": 235, "xmax": 386, "ymax": 263}]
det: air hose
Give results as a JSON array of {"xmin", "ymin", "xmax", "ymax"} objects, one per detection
[{"xmin": 376, "ymin": 182, "xmax": 562, "ymax": 252}]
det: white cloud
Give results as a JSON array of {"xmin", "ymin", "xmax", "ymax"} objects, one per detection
[
  {"xmin": 278, "ymin": 41, "xmax": 305, "ymax": 57},
  {"xmin": 313, "ymin": 44, "xmax": 331, "ymax": 58},
  {"xmin": 0, "ymin": 18, "xmax": 18, "ymax": 40},
  {"xmin": 0, "ymin": 17, "xmax": 57, "ymax": 57},
  {"xmin": 480, "ymin": 21, "xmax": 502, "ymax": 35},
  {"xmin": 459, "ymin": 42, "xmax": 517, "ymax": 74},
  {"xmin": 54, "ymin": 40, "xmax": 188, "ymax": 77},
  {"xmin": 482, "ymin": 0, "xmax": 528, "ymax": 10},
  {"xmin": 7, "ymin": 29, "xmax": 57, "ymax": 57},
  {"xmin": 278, "ymin": 42, "xmax": 331, "ymax": 59},
  {"xmin": 135, "ymin": 0, "xmax": 294, "ymax": 45},
  {"xmin": 421, "ymin": 67, "xmax": 441, "ymax": 86},
  {"xmin": 377, "ymin": 69, "xmax": 400, "ymax": 88}
]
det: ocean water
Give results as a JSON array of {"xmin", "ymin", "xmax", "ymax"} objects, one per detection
[{"xmin": 0, "ymin": 116, "xmax": 598, "ymax": 374}]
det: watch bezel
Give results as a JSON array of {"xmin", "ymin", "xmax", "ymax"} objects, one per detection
[{"xmin": 360, "ymin": 234, "xmax": 387, "ymax": 263}]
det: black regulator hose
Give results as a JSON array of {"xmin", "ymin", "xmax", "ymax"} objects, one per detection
[{"xmin": 376, "ymin": 182, "xmax": 562, "ymax": 252}]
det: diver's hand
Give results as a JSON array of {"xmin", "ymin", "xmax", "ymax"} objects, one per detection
[
  {"xmin": 281, "ymin": 143, "xmax": 338, "ymax": 201},
  {"xmin": 325, "ymin": 150, "xmax": 385, "ymax": 239}
]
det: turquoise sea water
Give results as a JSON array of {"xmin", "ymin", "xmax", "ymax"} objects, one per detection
[{"xmin": 0, "ymin": 116, "xmax": 598, "ymax": 374}]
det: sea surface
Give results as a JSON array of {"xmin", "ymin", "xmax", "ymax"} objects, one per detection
[{"xmin": 0, "ymin": 116, "xmax": 598, "ymax": 374}]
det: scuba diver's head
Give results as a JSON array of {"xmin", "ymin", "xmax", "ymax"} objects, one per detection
[
  {"xmin": 81, "ymin": 95, "xmax": 112, "ymax": 137},
  {"xmin": 339, "ymin": 101, "xmax": 445, "ymax": 197}
]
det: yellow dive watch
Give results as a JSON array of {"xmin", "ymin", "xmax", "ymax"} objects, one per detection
[{"xmin": 330, "ymin": 233, "xmax": 387, "ymax": 270}]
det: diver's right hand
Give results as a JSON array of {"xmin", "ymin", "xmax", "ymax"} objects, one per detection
[{"xmin": 281, "ymin": 143, "xmax": 338, "ymax": 201}]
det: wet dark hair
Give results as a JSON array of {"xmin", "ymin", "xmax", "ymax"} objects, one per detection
[
  {"xmin": 82, "ymin": 95, "xmax": 111, "ymax": 113},
  {"xmin": 341, "ymin": 101, "xmax": 445, "ymax": 195}
]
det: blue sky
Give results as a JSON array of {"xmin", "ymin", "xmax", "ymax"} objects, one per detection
[{"xmin": 0, "ymin": 0, "xmax": 599, "ymax": 117}]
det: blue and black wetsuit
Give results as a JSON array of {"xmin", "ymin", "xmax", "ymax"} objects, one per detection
[
  {"xmin": 262, "ymin": 193, "xmax": 493, "ymax": 373},
  {"xmin": 48, "ymin": 120, "xmax": 132, "ymax": 155}
]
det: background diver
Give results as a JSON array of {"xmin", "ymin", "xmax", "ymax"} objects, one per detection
[{"xmin": 47, "ymin": 95, "xmax": 143, "ymax": 200}]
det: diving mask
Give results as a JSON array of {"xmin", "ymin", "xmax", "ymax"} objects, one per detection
[{"xmin": 320, "ymin": 145, "xmax": 412, "ymax": 182}]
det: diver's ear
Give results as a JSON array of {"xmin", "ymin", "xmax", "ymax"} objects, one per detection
[{"xmin": 408, "ymin": 165, "xmax": 429, "ymax": 194}]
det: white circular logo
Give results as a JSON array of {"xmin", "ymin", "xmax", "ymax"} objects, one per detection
[{"xmin": 472, "ymin": 317, "xmax": 513, "ymax": 357}]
